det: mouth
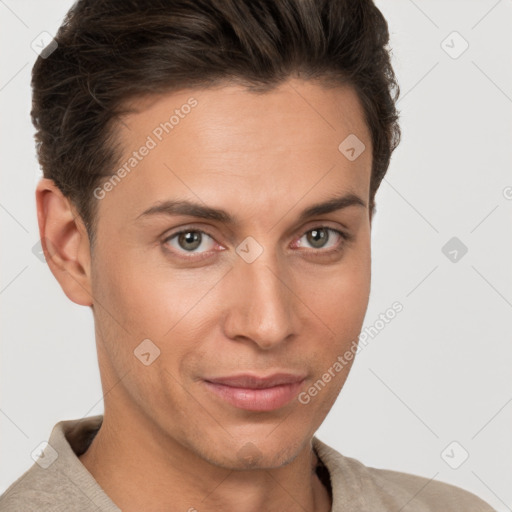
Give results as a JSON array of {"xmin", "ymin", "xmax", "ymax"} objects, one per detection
[{"xmin": 203, "ymin": 373, "xmax": 306, "ymax": 412}]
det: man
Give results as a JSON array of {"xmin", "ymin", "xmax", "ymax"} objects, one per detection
[{"xmin": 0, "ymin": 0, "xmax": 495, "ymax": 510}]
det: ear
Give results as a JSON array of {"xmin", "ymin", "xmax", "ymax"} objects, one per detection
[{"xmin": 35, "ymin": 178, "xmax": 93, "ymax": 306}]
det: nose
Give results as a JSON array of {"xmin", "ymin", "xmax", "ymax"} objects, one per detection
[{"xmin": 222, "ymin": 250, "xmax": 299, "ymax": 350}]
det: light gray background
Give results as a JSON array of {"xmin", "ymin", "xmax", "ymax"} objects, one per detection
[{"xmin": 1, "ymin": 0, "xmax": 511, "ymax": 509}]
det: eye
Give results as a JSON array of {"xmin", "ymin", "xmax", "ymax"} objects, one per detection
[
  {"xmin": 295, "ymin": 227, "xmax": 347, "ymax": 251},
  {"xmin": 162, "ymin": 225, "xmax": 349, "ymax": 261},
  {"xmin": 163, "ymin": 229, "xmax": 217, "ymax": 255}
]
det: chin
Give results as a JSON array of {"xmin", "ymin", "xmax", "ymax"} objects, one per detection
[{"xmin": 198, "ymin": 433, "xmax": 306, "ymax": 471}]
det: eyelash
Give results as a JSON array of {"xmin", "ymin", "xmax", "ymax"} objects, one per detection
[{"xmin": 162, "ymin": 225, "xmax": 351, "ymax": 261}]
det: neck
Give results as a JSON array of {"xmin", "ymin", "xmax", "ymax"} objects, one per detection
[{"xmin": 78, "ymin": 411, "xmax": 331, "ymax": 512}]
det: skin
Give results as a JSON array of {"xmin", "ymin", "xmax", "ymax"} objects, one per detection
[{"xmin": 36, "ymin": 77, "xmax": 373, "ymax": 512}]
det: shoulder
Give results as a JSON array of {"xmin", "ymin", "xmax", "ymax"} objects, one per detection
[
  {"xmin": 0, "ymin": 455, "xmax": 118, "ymax": 512},
  {"xmin": 0, "ymin": 462, "xmax": 66, "ymax": 511},
  {"xmin": 0, "ymin": 415, "xmax": 118, "ymax": 512},
  {"xmin": 364, "ymin": 463, "xmax": 495, "ymax": 512},
  {"xmin": 312, "ymin": 437, "xmax": 496, "ymax": 512}
]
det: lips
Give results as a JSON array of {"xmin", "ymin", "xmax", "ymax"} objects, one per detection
[
  {"xmin": 203, "ymin": 372, "xmax": 306, "ymax": 411},
  {"xmin": 205, "ymin": 372, "xmax": 307, "ymax": 389}
]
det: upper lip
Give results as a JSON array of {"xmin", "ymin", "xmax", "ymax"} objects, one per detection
[{"xmin": 204, "ymin": 373, "xmax": 306, "ymax": 389}]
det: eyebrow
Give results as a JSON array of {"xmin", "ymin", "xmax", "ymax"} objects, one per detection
[{"xmin": 135, "ymin": 193, "xmax": 366, "ymax": 225}]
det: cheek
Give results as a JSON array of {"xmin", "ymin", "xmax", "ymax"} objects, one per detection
[
  {"xmin": 302, "ymin": 257, "xmax": 370, "ymax": 412},
  {"xmin": 92, "ymin": 247, "xmax": 230, "ymax": 400},
  {"xmin": 92, "ymin": 241, "xmax": 214, "ymax": 338},
  {"xmin": 310, "ymin": 246, "xmax": 371, "ymax": 332},
  {"xmin": 298, "ymin": 244, "xmax": 371, "ymax": 390},
  {"xmin": 94, "ymin": 255, "xmax": 156, "ymax": 332}
]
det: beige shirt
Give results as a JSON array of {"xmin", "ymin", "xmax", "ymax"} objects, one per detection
[{"xmin": 0, "ymin": 415, "xmax": 495, "ymax": 511}]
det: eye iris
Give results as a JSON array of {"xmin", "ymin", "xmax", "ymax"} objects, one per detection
[
  {"xmin": 178, "ymin": 231, "xmax": 201, "ymax": 251},
  {"xmin": 307, "ymin": 228, "xmax": 328, "ymax": 248}
]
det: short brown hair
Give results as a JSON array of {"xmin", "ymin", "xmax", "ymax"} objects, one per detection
[{"xmin": 31, "ymin": 0, "xmax": 401, "ymax": 249}]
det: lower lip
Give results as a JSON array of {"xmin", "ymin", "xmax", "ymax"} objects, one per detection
[{"xmin": 203, "ymin": 380, "xmax": 304, "ymax": 411}]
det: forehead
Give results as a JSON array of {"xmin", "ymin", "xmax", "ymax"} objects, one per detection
[
  {"xmin": 120, "ymin": 78, "xmax": 370, "ymax": 150},
  {"xmin": 99, "ymin": 78, "xmax": 372, "ymax": 225}
]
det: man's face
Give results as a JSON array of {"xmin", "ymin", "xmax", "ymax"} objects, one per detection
[{"xmin": 90, "ymin": 78, "xmax": 372, "ymax": 469}]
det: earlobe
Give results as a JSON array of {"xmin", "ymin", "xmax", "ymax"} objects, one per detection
[{"xmin": 35, "ymin": 178, "xmax": 93, "ymax": 307}]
